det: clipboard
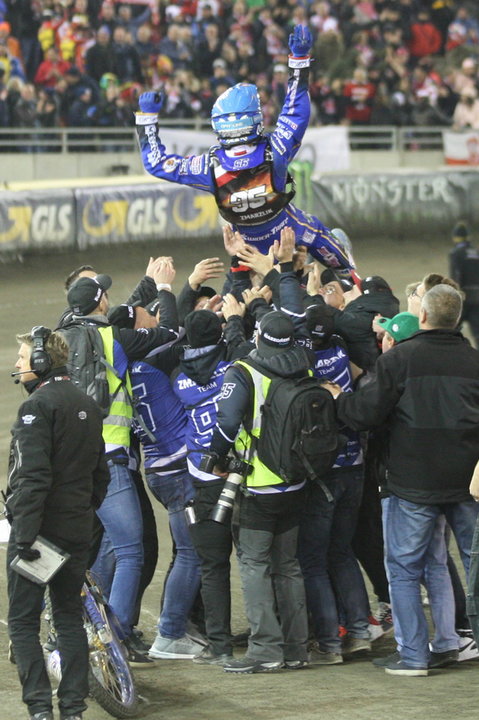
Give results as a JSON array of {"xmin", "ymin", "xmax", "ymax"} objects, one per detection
[{"xmin": 10, "ymin": 535, "xmax": 71, "ymax": 585}]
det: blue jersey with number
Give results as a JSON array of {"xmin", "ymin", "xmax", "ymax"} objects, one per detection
[
  {"xmin": 173, "ymin": 360, "xmax": 231, "ymax": 481},
  {"xmin": 130, "ymin": 360, "xmax": 188, "ymax": 473}
]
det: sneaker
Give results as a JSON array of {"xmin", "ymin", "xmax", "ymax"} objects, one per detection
[
  {"xmin": 30, "ymin": 714, "xmax": 54, "ymax": 720},
  {"xmin": 283, "ymin": 659, "xmax": 309, "ymax": 670},
  {"xmin": 457, "ymin": 629, "xmax": 479, "ymax": 662},
  {"xmin": 372, "ymin": 651, "xmax": 401, "ymax": 668},
  {"xmin": 428, "ymin": 649, "xmax": 459, "ymax": 668},
  {"xmin": 369, "ymin": 602, "xmax": 394, "ymax": 641},
  {"xmin": 124, "ymin": 639, "xmax": 156, "ymax": 667},
  {"xmin": 149, "ymin": 633, "xmax": 205, "ymax": 660},
  {"xmin": 193, "ymin": 646, "xmax": 234, "ymax": 666},
  {"xmin": 383, "ymin": 657, "xmax": 428, "ymax": 676},
  {"xmin": 61, "ymin": 716, "xmax": 83, "ymax": 720},
  {"xmin": 223, "ymin": 657, "xmax": 282, "ymax": 674},
  {"xmin": 309, "ymin": 648, "xmax": 343, "ymax": 666},
  {"xmin": 342, "ymin": 636, "xmax": 371, "ymax": 656}
]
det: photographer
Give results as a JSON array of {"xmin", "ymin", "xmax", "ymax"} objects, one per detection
[{"xmin": 207, "ymin": 231, "xmax": 312, "ymax": 675}]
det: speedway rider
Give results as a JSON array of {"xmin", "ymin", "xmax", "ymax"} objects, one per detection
[{"xmin": 135, "ymin": 25, "xmax": 355, "ymax": 279}]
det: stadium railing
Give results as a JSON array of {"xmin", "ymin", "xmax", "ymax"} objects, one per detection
[{"xmin": 0, "ymin": 124, "xmax": 446, "ymax": 153}]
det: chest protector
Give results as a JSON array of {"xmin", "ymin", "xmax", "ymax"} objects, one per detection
[{"xmin": 210, "ymin": 145, "xmax": 295, "ymax": 227}]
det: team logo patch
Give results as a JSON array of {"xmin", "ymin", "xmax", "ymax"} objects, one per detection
[
  {"xmin": 78, "ymin": 411, "xmax": 87, "ymax": 420},
  {"xmin": 162, "ymin": 157, "xmax": 180, "ymax": 173},
  {"xmin": 220, "ymin": 383, "xmax": 236, "ymax": 399},
  {"xmin": 21, "ymin": 414, "xmax": 36, "ymax": 425}
]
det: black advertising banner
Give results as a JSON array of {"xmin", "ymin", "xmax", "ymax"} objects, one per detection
[
  {"xmin": 0, "ymin": 190, "xmax": 75, "ymax": 252},
  {"xmin": 75, "ymin": 183, "xmax": 221, "ymax": 249},
  {"xmin": 297, "ymin": 170, "xmax": 478, "ymax": 240}
]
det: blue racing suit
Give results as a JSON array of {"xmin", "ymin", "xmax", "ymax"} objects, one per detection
[{"xmin": 135, "ymin": 66, "xmax": 353, "ymax": 274}]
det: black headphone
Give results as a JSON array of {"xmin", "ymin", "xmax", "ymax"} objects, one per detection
[{"xmin": 30, "ymin": 326, "xmax": 52, "ymax": 378}]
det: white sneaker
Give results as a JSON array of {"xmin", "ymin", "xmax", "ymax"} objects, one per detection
[
  {"xmin": 149, "ymin": 633, "xmax": 205, "ymax": 659},
  {"xmin": 458, "ymin": 630, "xmax": 479, "ymax": 662}
]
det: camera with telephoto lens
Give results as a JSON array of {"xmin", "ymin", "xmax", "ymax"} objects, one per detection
[{"xmin": 198, "ymin": 451, "xmax": 251, "ymax": 525}]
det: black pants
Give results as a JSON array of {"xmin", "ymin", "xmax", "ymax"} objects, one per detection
[
  {"xmin": 189, "ymin": 481, "xmax": 233, "ymax": 655},
  {"xmin": 352, "ymin": 437, "xmax": 390, "ymax": 605},
  {"xmin": 7, "ymin": 532, "xmax": 90, "ymax": 718}
]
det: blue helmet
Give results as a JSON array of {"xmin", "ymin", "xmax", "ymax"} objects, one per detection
[{"xmin": 211, "ymin": 83, "xmax": 264, "ymax": 147}]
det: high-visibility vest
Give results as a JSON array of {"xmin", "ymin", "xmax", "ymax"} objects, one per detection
[
  {"xmin": 98, "ymin": 326, "xmax": 133, "ymax": 451},
  {"xmin": 234, "ymin": 360, "xmax": 284, "ymax": 488}
]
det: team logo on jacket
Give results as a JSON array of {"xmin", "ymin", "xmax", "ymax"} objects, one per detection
[
  {"xmin": 21, "ymin": 414, "xmax": 36, "ymax": 425},
  {"xmin": 78, "ymin": 411, "xmax": 87, "ymax": 420},
  {"xmin": 162, "ymin": 158, "xmax": 180, "ymax": 173}
]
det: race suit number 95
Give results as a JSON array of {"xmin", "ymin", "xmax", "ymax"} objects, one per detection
[{"xmin": 230, "ymin": 185, "xmax": 267, "ymax": 212}]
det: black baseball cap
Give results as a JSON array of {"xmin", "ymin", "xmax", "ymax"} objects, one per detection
[
  {"xmin": 67, "ymin": 274, "xmax": 112, "ymax": 315},
  {"xmin": 108, "ymin": 303, "xmax": 137, "ymax": 328},
  {"xmin": 256, "ymin": 310, "xmax": 294, "ymax": 358},
  {"xmin": 360, "ymin": 275, "xmax": 392, "ymax": 295}
]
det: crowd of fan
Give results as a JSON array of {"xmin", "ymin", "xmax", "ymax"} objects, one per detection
[{"xmin": 1, "ymin": 0, "xmax": 479, "ymax": 132}]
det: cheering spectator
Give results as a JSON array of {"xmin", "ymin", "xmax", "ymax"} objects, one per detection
[
  {"xmin": 343, "ymin": 67, "xmax": 376, "ymax": 125},
  {"xmin": 34, "ymin": 47, "xmax": 71, "ymax": 90},
  {"xmin": 408, "ymin": 9, "xmax": 443, "ymax": 62}
]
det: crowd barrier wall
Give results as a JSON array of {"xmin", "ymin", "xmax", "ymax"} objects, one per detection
[{"xmin": 0, "ymin": 169, "xmax": 477, "ymax": 256}]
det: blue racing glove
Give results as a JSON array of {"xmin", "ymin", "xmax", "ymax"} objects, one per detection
[
  {"xmin": 138, "ymin": 91, "xmax": 164, "ymax": 114},
  {"xmin": 288, "ymin": 24, "xmax": 313, "ymax": 58}
]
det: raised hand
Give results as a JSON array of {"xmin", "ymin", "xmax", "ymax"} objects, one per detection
[
  {"xmin": 288, "ymin": 24, "xmax": 313, "ymax": 58},
  {"xmin": 188, "ymin": 258, "xmax": 225, "ymax": 290},
  {"xmin": 236, "ymin": 244, "xmax": 275, "ymax": 277},
  {"xmin": 139, "ymin": 91, "xmax": 164, "ymax": 113}
]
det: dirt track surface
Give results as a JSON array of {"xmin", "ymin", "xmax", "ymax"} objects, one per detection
[{"xmin": 1, "ymin": 235, "xmax": 476, "ymax": 720}]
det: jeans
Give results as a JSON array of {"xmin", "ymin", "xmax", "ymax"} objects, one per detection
[
  {"xmin": 297, "ymin": 467, "xmax": 370, "ymax": 652},
  {"xmin": 467, "ymin": 514, "xmax": 479, "ymax": 644},
  {"xmin": 93, "ymin": 461, "xmax": 144, "ymax": 636},
  {"xmin": 384, "ymin": 495, "xmax": 479, "ymax": 667},
  {"xmin": 7, "ymin": 531, "xmax": 89, "ymax": 718},
  {"xmin": 147, "ymin": 469, "xmax": 201, "ymax": 638}
]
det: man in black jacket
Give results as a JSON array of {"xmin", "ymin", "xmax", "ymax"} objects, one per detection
[
  {"xmin": 334, "ymin": 284, "xmax": 479, "ymax": 677},
  {"xmin": 6, "ymin": 328, "xmax": 109, "ymax": 720},
  {"xmin": 449, "ymin": 220, "xmax": 479, "ymax": 348}
]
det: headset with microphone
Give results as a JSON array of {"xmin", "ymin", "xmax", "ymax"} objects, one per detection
[{"xmin": 11, "ymin": 326, "xmax": 52, "ymax": 383}]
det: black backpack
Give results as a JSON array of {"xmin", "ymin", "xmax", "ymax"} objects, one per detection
[
  {"xmin": 59, "ymin": 321, "xmax": 112, "ymax": 418},
  {"xmin": 241, "ymin": 362, "xmax": 341, "ymax": 495}
]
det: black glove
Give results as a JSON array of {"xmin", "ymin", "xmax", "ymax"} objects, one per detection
[{"xmin": 16, "ymin": 543, "xmax": 41, "ymax": 561}]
